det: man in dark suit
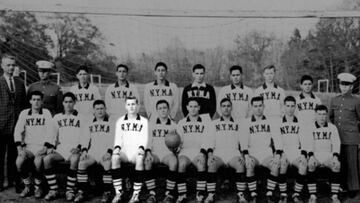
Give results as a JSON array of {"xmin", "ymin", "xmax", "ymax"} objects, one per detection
[{"xmin": 0, "ymin": 54, "xmax": 27, "ymax": 191}]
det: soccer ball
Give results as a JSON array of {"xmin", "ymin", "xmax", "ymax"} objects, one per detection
[{"xmin": 165, "ymin": 130, "xmax": 181, "ymax": 150}]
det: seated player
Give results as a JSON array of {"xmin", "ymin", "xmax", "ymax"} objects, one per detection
[
  {"xmin": 111, "ymin": 96, "xmax": 149, "ymax": 203},
  {"xmin": 175, "ymin": 98, "xmax": 212, "ymax": 203},
  {"xmin": 72, "ymin": 100, "xmax": 116, "ymax": 203},
  {"xmin": 145, "ymin": 99, "xmax": 177, "ymax": 203},
  {"xmin": 306, "ymin": 105, "xmax": 341, "ymax": 203},
  {"xmin": 13, "ymin": 91, "xmax": 55, "ymax": 198},
  {"xmin": 241, "ymin": 96, "xmax": 283, "ymax": 203},
  {"xmin": 42, "ymin": 92, "xmax": 88, "ymax": 201},
  {"xmin": 205, "ymin": 98, "xmax": 247, "ymax": 203},
  {"xmin": 278, "ymin": 96, "xmax": 310, "ymax": 203}
]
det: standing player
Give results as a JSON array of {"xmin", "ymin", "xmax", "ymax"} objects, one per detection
[
  {"xmin": 144, "ymin": 62, "xmax": 179, "ymax": 119},
  {"xmin": 176, "ymin": 98, "xmax": 212, "ymax": 203},
  {"xmin": 278, "ymin": 96, "xmax": 310, "ymax": 203},
  {"xmin": 72, "ymin": 100, "xmax": 116, "ymax": 203},
  {"xmin": 45, "ymin": 92, "xmax": 89, "ymax": 201},
  {"xmin": 217, "ymin": 65, "xmax": 253, "ymax": 120},
  {"xmin": 105, "ymin": 64, "xmax": 140, "ymax": 119},
  {"xmin": 28, "ymin": 60, "xmax": 63, "ymax": 115},
  {"xmin": 13, "ymin": 91, "xmax": 54, "ymax": 198},
  {"xmin": 145, "ymin": 100, "xmax": 178, "ymax": 203},
  {"xmin": 241, "ymin": 96, "xmax": 283, "ymax": 203},
  {"xmin": 295, "ymin": 75, "xmax": 321, "ymax": 125},
  {"xmin": 70, "ymin": 65, "xmax": 101, "ymax": 118},
  {"xmin": 305, "ymin": 105, "xmax": 341, "ymax": 203},
  {"xmin": 111, "ymin": 96, "xmax": 149, "ymax": 203},
  {"xmin": 205, "ymin": 98, "xmax": 247, "ymax": 203},
  {"xmin": 181, "ymin": 64, "xmax": 216, "ymax": 119},
  {"xmin": 255, "ymin": 65, "xmax": 285, "ymax": 118}
]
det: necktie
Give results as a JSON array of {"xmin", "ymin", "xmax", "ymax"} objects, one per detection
[{"xmin": 9, "ymin": 77, "xmax": 14, "ymax": 92}]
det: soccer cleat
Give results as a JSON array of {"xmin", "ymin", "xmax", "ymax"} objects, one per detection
[
  {"xmin": 146, "ymin": 193, "xmax": 157, "ymax": 203},
  {"xmin": 266, "ymin": 191, "xmax": 276, "ymax": 203},
  {"xmin": 66, "ymin": 191, "xmax": 75, "ymax": 202},
  {"xmin": 292, "ymin": 193, "xmax": 303, "ymax": 203},
  {"xmin": 308, "ymin": 194, "xmax": 317, "ymax": 203},
  {"xmin": 249, "ymin": 192, "xmax": 257, "ymax": 203},
  {"xmin": 101, "ymin": 191, "xmax": 112, "ymax": 203},
  {"xmin": 237, "ymin": 192, "xmax": 248, "ymax": 203},
  {"xmin": 129, "ymin": 192, "xmax": 140, "ymax": 203},
  {"xmin": 196, "ymin": 191, "xmax": 205, "ymax": 203},
  {"xmin": 34, "ymin": 186, "xmax": 43, "ymax": 198},
  {"xmin": 111, "ymin": 192, "xmax": 123, "ymax": 203},
  {"xmin": 176, "ymin": 194, "xmax": 187, "ymax": 203},
  {"xmin": 44, "ymin": 190, "xmax": 59, "ymax": 201},
  {"xmin": 279, "ymin": 193, "xmax": 288, "ymax": 203},
  {"xmin": 163, "ymin": 194, "xmax": 175, "ymax": 203},
  {"xmin": 74, "ymin": 190, "xmax": 85, "ymax": 203},
  {"xmin": 20, "ymin": 186, "xmax": 32, "ymax": 198},
  {"xmin": 331, "ymin": 194, "xmax": 340, "ymax": 203},
  {"xmin": 204, "ymin": 193, "xmax": 215, "ymax": 203}
]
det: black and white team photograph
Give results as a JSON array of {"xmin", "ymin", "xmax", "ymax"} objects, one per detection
[{"xmin": 1, "ymin": 0, "xmax": 360, "ymax": 203}]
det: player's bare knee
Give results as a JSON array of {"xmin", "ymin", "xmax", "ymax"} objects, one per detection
[
  {"xmin": 69, "ymin": 154, "xmax": 80, "ymax": 170},
  {"xmin": 193, "ymin": 154, "xmax": 206, "ymax": 171},
  {"xmin": 229, "ymin": 157, "xmax": 245, "ymax": 173},
  {"xmin": 207, "ymin": 156, "xmax": 219, "ymax": 173},
  {"xmin": 16, "ymin": 157, "xmax": 25, "ymax": 171},
  {"xmin": 178, "ymin": 156, "xmax": 190, "ymax": 172},
  {"xmin": 280, "ymin": 157, "xmax": 289, "ymax": 174},
  {"xmin": 34, "ymin": 156, "xmax": 43, "ymax": 171}
]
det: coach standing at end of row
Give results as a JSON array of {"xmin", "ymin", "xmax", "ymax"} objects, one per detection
[
  {"xmin": 330, "ymin": 72, "xmax": 360, "ymax": 197},
  {"xmin": 0, "ymin": 54, "xmax": 27, "ymax": 191}
]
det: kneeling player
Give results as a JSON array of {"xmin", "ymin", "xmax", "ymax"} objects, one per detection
[
  {"xmin": 241, "ymin": 96, "xmax": 283, "ymax": 203},
  {"xmin": 43, "ymin": 92, "xmax": 88, "ymax": 201},
  {"xmin": 175, "ymin": 98, "xmax": 212, "ymax": 203},
  {"xmin": 146, "ymin": 100, "xmax": 177, "ymax": 203},
  {"xmin": 206, "ymin": 98, "xmax": 248, "ymax": 203},
  {"xmin": 306, "ymin": 105, "xmax": 341, "ymax": 203},
  {"xmin": 14, "ymin": 91, "xmax": 57, "ymax": 198},
  {"xmin": 111, "ymin": 96, "xmax": 149, "ymax": 203},
  {"xmin": 278, "ymin": 96, "xmax": 310, "ymax": 203},
  {"xmin": 73, "ymin": 100, "xmax": 116, "ymax": 202}
]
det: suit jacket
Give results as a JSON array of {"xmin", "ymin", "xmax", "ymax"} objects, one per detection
[{"xmin": 0, "ymin": 75, "xmax": 27, "ymax": 134}]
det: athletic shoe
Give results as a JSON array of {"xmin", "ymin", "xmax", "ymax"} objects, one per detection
[
  {"xmin": 279, "ymin": 193, "xmax": 288, "ymax": 203},
  {"xmin": 111, "ymin": 192, "xmax": 123, "ymax": 203},
  {"xmin": 20, "ymin": 186, "xmax": 32, "ymax": 198},
  {"xmin": 44, "ymin": 190, "xmax": 59, "ymax": 201},
  {"xmin": 34, "ymin": 186, "xmax": 43, "ymax": 198},
  {"xmin": 331, "ymin": 194, "xmax": 340, "ymax": 203},
  {"xmin": 308, "ymin": 194, "xmax": 317, "ymax": 203},
  {"xmin": 176, "ymin": 194, "xmax": 187, "ymax": 203},
  {"xmin": 74, "ymin": 190, "xmax": 85, "ymax": 202},
  {"xmin": 204, "ymin": 193, "xmax": 215, "ymax": 203},
  {"xmin": 101, "ymin": 191, "xmax": 112, "ymax": 203},
  {"xmin": 196, "ymin": 191, "xmax": 205, "ymax": 203},
  {"xmin": 266, "ymin": 191, "xmax": 276, "ymax": 203},
  {"xmin": 66, "ymin": 191, "xmax": 75, "ymax": 202},
  {"xmin": 237, "ymin": 192, "xmax": 248, "ymax": 203},
  {"xmin": 146, "ymin": 193, "xmax": 157, "ymax": 203},
  {"xmin": 129, "ymin": 192, "xmax": 140, "ymax": 203},
  {"xmin": 163, "ymin": 194, "xmax": 175, "ymax": 203}
]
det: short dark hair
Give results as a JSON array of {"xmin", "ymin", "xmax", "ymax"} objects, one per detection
[
  {"xmin": 29, "ymin": 91, "xmax": 44, "ymax": 100},
  {"xmin": 76, "ymin": 65, "xmax": 90, "ymax": 74},
  {"xmin": 229, "ymin": 65, "xmax": 243, "ymax": 74},
  {"xmin": 284, "ymin": 96, "xmax": 296, "ymax": 104},
  {"xmin": 251, "ymin": 96, "xmax": 264, "ymax": 105},
  {"xmin": 156, "ymin": 99, "xmax": 169, "ymax": 109},
  {"xmin": 192, "ymin": 64, "xmax": 205, "ymax": 72},
  {"xmin": 1, "ymin": 54, "xmax": 15, "ymax": 62},
  {"xmin": 220, "ymin": 97, "xmax": 232, "ymax": 106},
  {"xmin": 155, "ymin": 62, "xmax": 168, "ymax": 71},
  {"xmin": 315, "ymin": 104, "xmax": 328, "ymax": 113},
  {"xmin": 187, "ymin": 97, "xmax": 200, "ymax": 106},
  {"xmin": 116, "ymin": 64, "xmax": 128, "ymax": 72},
  {"xmin": 63, "ymin": 92, "xmax": 76, "ymax": 102},
  {"xmin": 300, "ymin": 75, "xmax": 313, "ymax": 84},
  {"xmin": 93, "ymin": 100, "xmax": 106, "ymax": 108},
  {"xmin": 125, "ymin": 96, "xmax": 138, "ymax": 104},
  {"xmin": 263, "ymin": 65, "xmax": 276, "ymax": 72}
]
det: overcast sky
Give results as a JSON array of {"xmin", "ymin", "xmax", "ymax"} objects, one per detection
[{"xmin": 0, "ymin": 0, "xmax": 344, "ymax": 59}]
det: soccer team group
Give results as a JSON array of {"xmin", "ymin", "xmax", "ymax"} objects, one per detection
[{"xmin": 4, "ymin": 56, "xmax": 357, "ymax": 203}]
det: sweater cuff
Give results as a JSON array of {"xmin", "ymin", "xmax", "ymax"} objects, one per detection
[
  {"xmin": 200, "ymin": 148, "xmax": 207, "ymax": 155},
  {"xmin": 301, "ymin": 150, "xmax": 307, "ymax": 158},
  {"xmin": 242, "ymin": 150, "xmax": 249, "ymax": 155},
  {"xmin": 308, "ymin": 152, "xmax": 314, "ymax": 157},
  {"xmin": 44, "ymin": 142, "xmax": 55, "ymax": 149},
  {"xmin": 275, "ymin": 150, "xmax": 283, "ymax": 155},
  {"xmin": 15, "ymin": 141, "xmax": 22, "ymax": 147},
  {"xmin": 333, "ymin": 153, "xmax": 340, "ymax": 159}
]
